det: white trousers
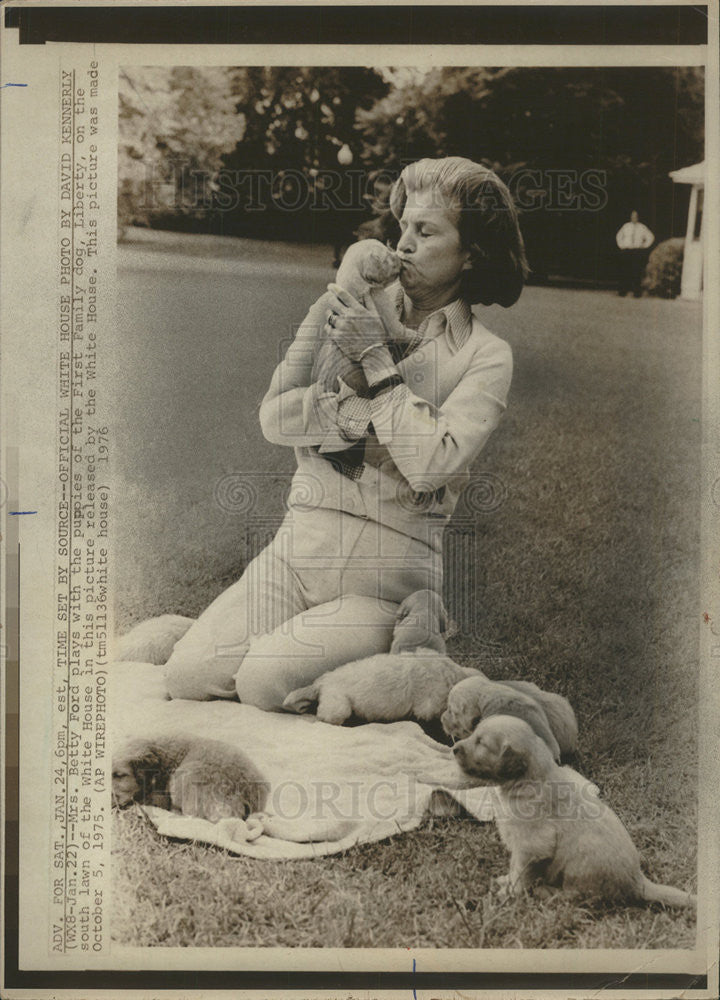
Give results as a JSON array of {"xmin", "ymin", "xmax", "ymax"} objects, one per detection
[{"xmin": 164, "ymin": 507, "xmax": 443, "ymax": 709}]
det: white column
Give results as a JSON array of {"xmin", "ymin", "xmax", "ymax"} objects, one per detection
[
  {"xmin": 685, "ymin": 184, "xmax": 698, "ymax": 241},
  {"xmin": 681, "ymin": 184, "xmax": 703, "ymax": 300}
]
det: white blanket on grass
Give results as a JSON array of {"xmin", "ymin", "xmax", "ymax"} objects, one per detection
[{"xmin": 112, "ymin": 662, "xmax": 496, "ymax": 859}]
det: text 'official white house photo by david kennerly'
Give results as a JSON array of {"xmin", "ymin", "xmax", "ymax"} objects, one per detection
[{"xmin": 110, "ymin": 61, "xmax": 705, "ymax": 953}]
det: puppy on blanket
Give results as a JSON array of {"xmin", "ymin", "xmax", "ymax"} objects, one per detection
[
  {"xmin": 442, "ymin": 674, "xmax": 578, "ymax": 763},
  {"xmin": 451, "ymin": 715, "xmax": 696, "ymax": 908},
  {"xmin": 283, "ymin": 652, "xmax": 476, "ymax": 725},
  {"xmin": 113, "ymin": 734, "xmax": 364, "ymax": 844},
  {"xmin": 112, "ymin": 734, "xmax": 269, "ymax": 823}
]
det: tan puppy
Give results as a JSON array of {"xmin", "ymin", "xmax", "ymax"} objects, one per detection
[
  {"xmin": 390, "ymin": 588, "xmax": 449, "ymax": 655},
  {"xmin": 310, "ymin": 239, "xmax": 403, "ymax": 396},
  {"xmin": 112, "ymin": 735, "xmax": 269, "ymax": 822},
  {"xmin": 282, "ymin": 651, "xmax": 476, "ymax": 725},
  {"xmin": 453, "ymin": 715, "xmax": 696, "ymax": 908},
  {"xmin": 500, "ymin": 679, "xmax": 578, "ymax": 758},
  {"xmin": 442, "ymin": 674, "xmax": 578, "ymax": 762},
  {"xmin": 115, "ymin": 614, "xmax": 195, "ymax": 665}
]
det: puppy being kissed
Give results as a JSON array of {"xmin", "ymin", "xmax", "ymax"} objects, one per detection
[
  {"xmin": 453, "ymin": 715, "xmax": 696, "ymax": 908},
  {"xmin": 283, "ymin": 651, "xmax": 476, "ymax": 725},
  {"xmin": 112, "ymin": 735, "xmax": 269, "ymax": 823},
  {"xmin": 442, "ymin": 674, "xmax": 578, "ymax": 763},
  {"xmin": 311, "ymin": 238, "xmax": 403, "ymax": 397}
]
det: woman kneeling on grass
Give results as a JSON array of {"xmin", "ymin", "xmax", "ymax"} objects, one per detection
[{"xmin": 165, "ymin": 156, "xmax": 528, "ymax": 709}]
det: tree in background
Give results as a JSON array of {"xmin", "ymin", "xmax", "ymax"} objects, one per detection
[
  {"xmin": 118, "ymin": 66, "xmax": 247, "ymax": 231},
  {"xmin": 118, "ymin": 66, "xmax": 388, "ymax": 240},
  {"xmin": 356, "ymin": 66, "xmax": 704, "ymax": 280},
  {"xmin": 216, "ymin": 67, "xmax": 388, "ymax": 242},
  {"xmin": 226, "ymin": 67, "xmax": 386, "ymax": 176},
  {"xmin": 118, "ymin": 65, "xmax": 703, "ymax": 281},
  {"xmin": 357, "ymin": 66, "xmax": 703, "ymax": 197}
]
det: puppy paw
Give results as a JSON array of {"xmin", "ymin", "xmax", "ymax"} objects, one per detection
[
  {"xmin": 315, "ymin": 709, "xmax": 349, "ymax": 725},
  {"xmin": 115, "ymin": 614, "xmax": 195, "ymax": 664},
  {"xmin": 282, "ymin": 684, "xmax": 318, "ymax": 715},
  {"xmin": 315, "ymin": 694, "xmax": 352, "ymax": 725},
  {"xmin": 216, "ymin": 816, "xmax": 264, "ymax": 844},
  {"xmin": 244, "ymin": 815, "xmax": 265, "ymax": 841}
]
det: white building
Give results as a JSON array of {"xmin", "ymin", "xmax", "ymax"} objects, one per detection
[{"xmin": 669, "ymin": 161, "xmax": 705, "ymax": 300}]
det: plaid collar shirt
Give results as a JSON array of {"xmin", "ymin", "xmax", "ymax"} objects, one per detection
[{"xmin": 331, "ymin": 287, "xmax": 474, "ymax": 466}]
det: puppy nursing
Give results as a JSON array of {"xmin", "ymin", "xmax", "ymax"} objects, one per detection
[
  {"xmin": 282, "ymin": 588, "xmax": 466, "ymax": 723},
  {"xmin": 282, "ymin": 590, "xmax": 576, "ymax": 737},
  {"xmin": 283, "ymin": 651, "xmax": 476, "ymax": 724},
  {"xmin": 390, "ymin": 588, "xmax": 449, "ymax": 655},
  {"xmin": 115, "ymin": 590, "xmax": 692, "ymax": 912},
  {"xmin": 453, "ymin": 716, "xmax": 696, "ymax": 909},
  {"xmin": 112, "ymin": 735, "xmax": 269, "ymax": 823}
]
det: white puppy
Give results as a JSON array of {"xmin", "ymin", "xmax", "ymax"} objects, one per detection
[
  {"xmin": 500, "ymin": 679, "xmax": 578, "ymax": 758},
  {"xmin": 442, "ymin": 674, "xmax": 563, "ymax": 762},
  {"xmin": 442, "ymin": 674, "xmax": 578, "ymax": 762},
  {"xmin": 282, "ymin": 650, "xmax": 476, "ymax": 725},
  {"xmin": 453, "ymin": 715, "xmax": 696, "ymax": 908},
  {"xmin": 311, "ymin": 238, "xmax": 403, "ymax": 396},
  {"xmin": 115, "ymin": 614, "xmax": 195, "ymax": 665},
  {"xmin": 390, "ymin": 588, "xmax": 449, "ymax": 655}
]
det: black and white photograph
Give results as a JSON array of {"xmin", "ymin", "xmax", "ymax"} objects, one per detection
[
  {"xmin": 1, "ymin": 3, "xmax": 718, "ymax": 997},
  {"xmin": 111, "ymin": 60, "xmax": 704, "ymax": 948}
]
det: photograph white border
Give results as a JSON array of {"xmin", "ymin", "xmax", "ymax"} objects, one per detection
[{"xmin": 1, "ymin": 0, "xmax": 718, "ymax": 995}]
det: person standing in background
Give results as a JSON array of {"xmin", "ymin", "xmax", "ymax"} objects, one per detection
[{"xmin": 616, "ymin": 210, "xmax": 655, "ymax": 297}]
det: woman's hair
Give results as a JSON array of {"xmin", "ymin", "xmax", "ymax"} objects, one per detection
[{"xmin": 388, "ymin": 156, "xmax": 529, "ymax": 307}]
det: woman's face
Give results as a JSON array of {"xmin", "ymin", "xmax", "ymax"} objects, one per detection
[{"xmin": 396, "ymin": 187, "xmax": 469, "ymax": 303}]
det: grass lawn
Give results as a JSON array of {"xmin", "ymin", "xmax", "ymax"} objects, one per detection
[{"xmin": 113, "ymin": 232, "xmax": 701, "ymax": 950}]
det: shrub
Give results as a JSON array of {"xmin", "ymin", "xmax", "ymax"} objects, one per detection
[{"xmin": 643, "ymin": 238, "xmax": 685, "ymax": 298}]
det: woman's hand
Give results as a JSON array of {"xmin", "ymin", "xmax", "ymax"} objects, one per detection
[{"xmin": 324, "ymin": 284, "xmax": 387, "ymax": 362}]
